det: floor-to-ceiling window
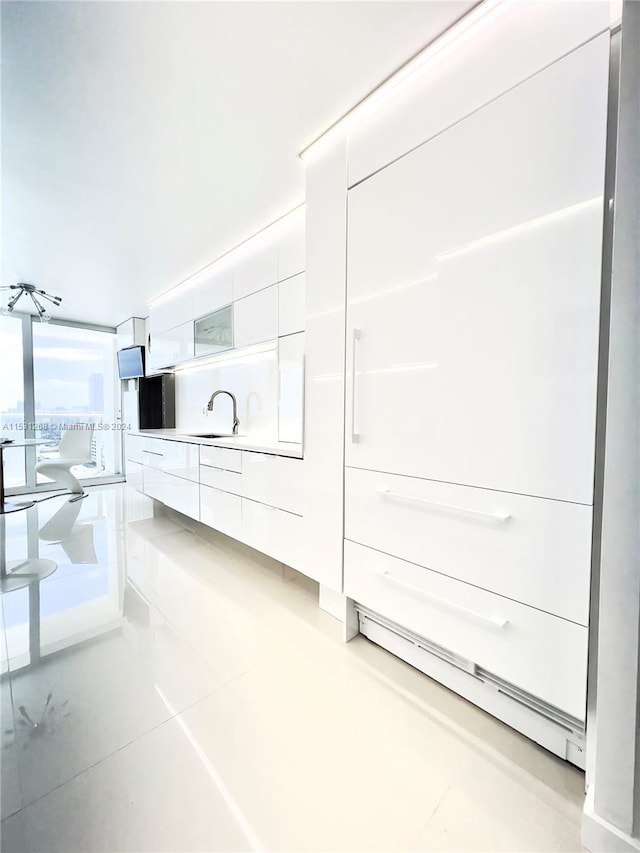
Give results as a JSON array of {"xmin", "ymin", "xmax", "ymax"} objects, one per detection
[
  {"xmin": 2, "ymin": 313, "xmax": 122, "ymax": 494},
  {"xmin": 33, "ymin": 323, "xmax": 120, "ymax": 482},
  {"xmin": 0, "ymin": 314, "xmax": 26, "ymax": 488}
]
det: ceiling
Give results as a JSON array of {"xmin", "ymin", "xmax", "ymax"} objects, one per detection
[{"xmin": 2, "ymin": 0, "xmax": 473, "ymax": 327}]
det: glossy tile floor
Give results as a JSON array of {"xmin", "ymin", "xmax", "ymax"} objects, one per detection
[{"xmin": 0, "ymin": 484, "xmax": 585, "ymax": 852}]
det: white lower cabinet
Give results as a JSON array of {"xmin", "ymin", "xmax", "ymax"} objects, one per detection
[
  {"xmin": 242, "ymin": 498, "xmax": 304, "ymax": 570},
  {"xmin": 241, "ymin": 452, "xmax": 304, "ymax": 514},
  {"xmin": 200, "ymin": 485, "xmax": 242, "ymax": 540},
  {"xmin": 344, "ymin": 540, "xmax": 587, "ymax": 721},
  {"xmin": 125, "ymin": 434, "xmax": 145, "ymax": 465},
  {"xmin": 143, "ymin": 467, "xmax": 199, "ymax": 520},
  {"xmin": 141, "ymin": 440, "xmax": 200, "ymax": 520},
  {"xmin": 200, "ymin": 445, "xmax": 242, "ymax": 473},
  {"xmin": 345, "ymin": 467, "xmax": 592, "ymax": 626},
  {"xmin": 199, "ymin": 463, "xmax": 243, "ymax": 495}
]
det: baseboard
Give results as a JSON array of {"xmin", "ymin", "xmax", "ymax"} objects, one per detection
[{"xmin": 583, "ymin": 793, "xmax": 640, "ymax": 852}]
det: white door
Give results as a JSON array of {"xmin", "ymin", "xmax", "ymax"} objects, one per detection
[{"xmin": 345, "ymin": 36, "xmax": 609, "ymax": 505}]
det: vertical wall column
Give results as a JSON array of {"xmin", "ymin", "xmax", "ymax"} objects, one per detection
[
  {"xmin": 302, "ymin": 136, "xmax": 348, "ymax": 594},
  {"xmin": 583, "ymin": 3, "xmax": 640, "ymax": 851}
]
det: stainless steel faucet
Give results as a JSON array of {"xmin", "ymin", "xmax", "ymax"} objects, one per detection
[{"xmin": 206, "ymin": 390, "xmax": 240, "ymax": 435}]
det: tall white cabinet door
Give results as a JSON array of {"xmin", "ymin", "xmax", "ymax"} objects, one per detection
[{"xmin": 345, "ymin": 36, "xmax": 609, "ymax": 505}]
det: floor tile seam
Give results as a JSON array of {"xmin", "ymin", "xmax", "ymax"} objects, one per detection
[
  {"xmin": 1, "ymin": 804, "xmax": 24, "ymax": 822},
  {"xmin": 8, "ymin": 661, "xmax": 261, "ymax": 808},
  {"xmin": 422, "ymin": 781, "xmax": 453, "ymax": 832},
  {"xmin": 12, "ymin": 713, "xmax": 178, "ymax": 814},
  {"xmin": 15, "ymin": 666, "xmax": 261, "ymax": 816}
]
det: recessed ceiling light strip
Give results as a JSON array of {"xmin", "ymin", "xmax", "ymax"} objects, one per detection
[{"xmin": 298, "ymin": 0, "xmax": 509, "ymax": 161}]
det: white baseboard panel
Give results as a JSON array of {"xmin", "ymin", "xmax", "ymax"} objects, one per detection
[{"xmin": 357, "ymin": 606, "xmax": 586, "ymax": 769}]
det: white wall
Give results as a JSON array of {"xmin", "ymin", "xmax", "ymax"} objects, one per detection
[{"xmin": 174, "ymin": 348, "xmax": 279, "ymax": 440}]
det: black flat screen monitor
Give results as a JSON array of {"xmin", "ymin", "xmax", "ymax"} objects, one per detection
[{"xmin": 117, "ymin": 345, "xmax": 145, "ymax": 379}]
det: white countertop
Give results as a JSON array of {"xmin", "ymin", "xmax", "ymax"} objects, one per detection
[{"xmin": 131, "ymin": 429, "xmax": 304, "ymax": 459}]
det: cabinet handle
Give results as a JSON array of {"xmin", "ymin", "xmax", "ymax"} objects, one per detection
[
  {"xmin": 351, "ymin": 328, "xmax": 362, "ymax": 443},
  {"xmin": 376, "ymin": 488, "xmax": 511, "ymax": 522},
  {"xmin": 143, "ymin": 450, "xmax": 164, "ymax": 457},
  {"xmin": 381, "ymin": 570, "xmax": 508, "ymax": 629}
]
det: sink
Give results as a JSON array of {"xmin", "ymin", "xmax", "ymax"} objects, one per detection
[{"xmin": 184, "ymin": 432, "xmax": 243, "ymax": 439}]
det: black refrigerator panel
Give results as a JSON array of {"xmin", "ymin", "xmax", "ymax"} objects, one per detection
[{"xmin": 138, "ymin": 373, "xmax": 175, "ymax": 429}]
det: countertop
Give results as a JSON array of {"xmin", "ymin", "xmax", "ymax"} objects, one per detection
[{"xmin": 130, "ymin": 429, "xmax": 304, "ymax": 459}]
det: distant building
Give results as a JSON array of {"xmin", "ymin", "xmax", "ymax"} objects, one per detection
[{"xmin": 89, "ymin": 373, "xmax": 103, "ymax": 413}]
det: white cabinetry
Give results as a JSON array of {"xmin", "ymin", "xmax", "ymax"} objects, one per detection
[
  {"xmin": 192, "ymin": 267, "xmax": 233, "ymax": 320},
  {"xmin": 149, "ymin": 322, "xmax": 194, "ymax": 372},
  {"xmin": 242, "ymin": 498, "xmax": 304, "ymax": 570},
  {"xmin": 234, "ymin": 285, "xmax": 278, "ymax": 347},
  {"xmin": 149, "ymin": 292, "xmax": 194, "ymax": 340},
  {"xmin": 345, "ymin": 468, "xmax": 592, "ymax": 626},
  {"xmin": 341, "ymin": 37, "xmax": 609, "ymax": 751},
  {"xmin": 277, "ymin": 209, "xmax": 305, "ymax": 282},
  {"xmin": 233, "ymin": 241, "xmax": 278, "ymax": 301},
  {"xmin": 200, "ymin": 485, "xmax": 242, "ymax": 540},
  {"xmin": 140, "ymin": 436, "xmax": 200, "ymax": 521},
  {"xmin": 345, "ymin": 38, "xmax": 608, "ymax": 505},
  {"xmin": 198, "ymin": 447, "xmax": 305, "ymax": 570},
  {"xmin": 344, "ymin": 541, "xmax": 588, "ymax": 721},
  {"xmin": 278, "ymin": 273, "xmax": 305, "ymax": 336},
  {"xmin": 125, "ymin": 434, "xmax": 145, "ymax": 492}
]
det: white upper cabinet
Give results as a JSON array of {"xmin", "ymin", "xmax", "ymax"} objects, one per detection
[
  {"xmin": 345, "ymin": 36, "xmax": 609, "ymax": 505},
  {"xmin": 234, "ymin": 284, "xmax": 278, "ymax": 347},
  {"xmin": 192, "ymin": 266, "xmax": 233, "ymax": 320},
  {"xmin": 149, "ymin": 290, "xmax": 194, "ymax": 338},
  {"xmin": 278, "ymin": 272, "xmax": 305, "ymax": 336},
  {"xmin": 149, "ymin": 321, "xmax": 194, "ymax": 370},
  {"xmin": 277, "ymin": 209, "xmax": 305, "ymax": 282},
  {"xmin": 232, "ymin": 239, "xmax": 279, "ymax": 301}
]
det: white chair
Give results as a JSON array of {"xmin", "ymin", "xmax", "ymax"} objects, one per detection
[{"xmin": 35, "ymin": 426, "xmax": 94, "ymax": 502}]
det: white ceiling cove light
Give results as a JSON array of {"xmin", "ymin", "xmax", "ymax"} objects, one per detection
[
  {"xmin": 0, "ymin": 283, "xmax": 62, "ymax": 323},
  {"xmin": 299, "ymin": 0, "xmax": 509, "ymax": 160}
]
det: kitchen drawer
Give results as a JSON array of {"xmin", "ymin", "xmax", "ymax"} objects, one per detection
[
  {"xmin": 142, "ymin": 439, "xmax": 199, "ymax": 481},
  {"xmin": 242, "ymin": 498, "xmax": 304, "ymax": 570},
  {"xmin": 242, "ymin": 452, "xmax": 304, "ymax": 514},
  {"xmin": 200, "ymin": 445, "xmax": 242, "ymax": 473},
  {"xmin": 125, "ymin": 459, "xmax": 143, "ymax": 492},
  {"xmin": 344, "ymin": 540, "xmax": 587, "ymax": 720},
  {"xmin": 144, "ymin": 467, "xmax": 199, "ymax": 521},
  {"xmin": 200, "ymin": 485, "xmax": 242, "ymax": 540},
  {"xmin": 142, "ymin": 441, "xmax": 165, "ymax": 469},
  {"xmin": 126, "ymin": 434, "xmax": 145, "ymax": 464},
  {"xmin": 160, "ymin": 440, "xmax": 199, "ymax": 482},
  {"xmin": 345, "ymin": 468, "xmax": 592, "ymax": 625},
  {"xmin": 199, "ymin": 463, "xmax": 243, "ymax": 496}
]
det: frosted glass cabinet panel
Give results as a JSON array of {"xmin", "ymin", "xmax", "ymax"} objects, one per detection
[
  {"xmin": 194, "ymin": 305, "xmax": 233, "ymax": 357},
  {"xmin": 345, "ymin": 36, "xmax": 609, "ymax": 505}
]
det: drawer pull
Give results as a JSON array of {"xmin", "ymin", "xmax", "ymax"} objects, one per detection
[
  {"xmin": 143, "ymin": 450, "xmax": 164, "ymax": 457},
  {"xmin": 381, "ymin": 571, "xmax": 508, "ymax": 628},
  {"xmin": 377, "ymin": 488, "xmax": 511, "ymax": 522}
]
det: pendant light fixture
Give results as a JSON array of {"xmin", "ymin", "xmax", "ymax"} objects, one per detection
[{"xmin": 0, "ymin": 283, "xmax": 62, "ymax": 323}]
